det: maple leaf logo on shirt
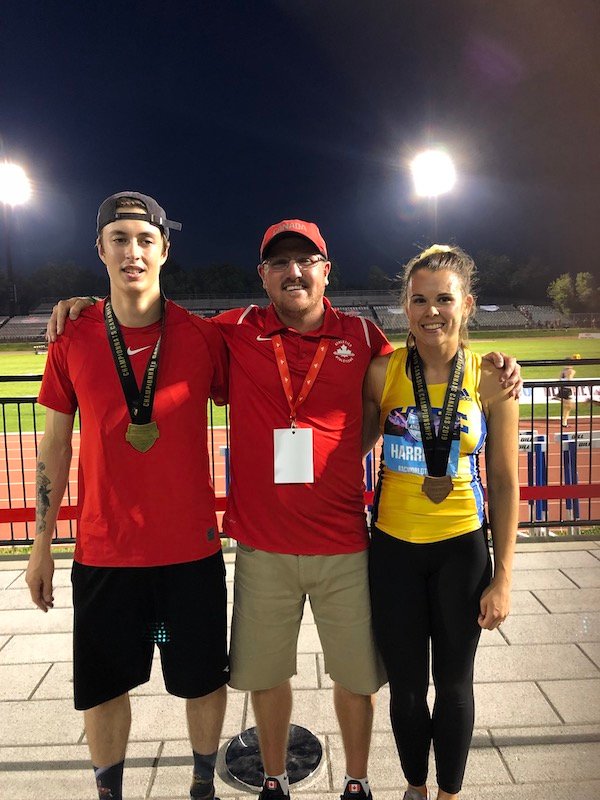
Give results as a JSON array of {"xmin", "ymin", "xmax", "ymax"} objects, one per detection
[{"xmin": 333, "ymin": 340, "xmax": 355, "ymax": 363}]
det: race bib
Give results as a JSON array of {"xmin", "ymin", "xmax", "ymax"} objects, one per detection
[{"xmin": 383, "ymin": 407, "xmax": 460, "ymax": 476}]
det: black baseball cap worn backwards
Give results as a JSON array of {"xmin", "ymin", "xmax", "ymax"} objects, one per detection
[{"xmin": 97, "ymin": 191, "xmax": 182, "ymax": 239}]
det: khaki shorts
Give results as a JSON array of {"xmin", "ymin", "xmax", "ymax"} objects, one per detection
[{"xmin": 229, "ymin": 545, "xmax": 386, "ymax": 694}]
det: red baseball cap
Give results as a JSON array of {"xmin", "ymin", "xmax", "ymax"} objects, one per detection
[{"xmin": 260, "ymin": 219, "xmax": 328, "ymax": 260}]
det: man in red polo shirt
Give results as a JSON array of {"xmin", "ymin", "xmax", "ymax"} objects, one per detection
[{"xmin": 216, "ymin": 221, "xmax": 392, "ymax": 800}]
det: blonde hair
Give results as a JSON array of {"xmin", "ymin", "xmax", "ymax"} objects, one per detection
[{"xmin": 400, "ymin": 244, "xmax": 477, "ymax": 348}]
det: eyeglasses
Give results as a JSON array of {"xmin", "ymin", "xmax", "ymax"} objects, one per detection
[{"xmin": 262, "ymin": 255, "xmax": 326, "ymax": 272}]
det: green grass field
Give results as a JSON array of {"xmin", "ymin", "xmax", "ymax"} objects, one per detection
[
  {"xmin": 466, "ymin": 335, "xmax": 599, "ymax": 378},
  {"xmin": 1, "ymin": 333, "xmax": 598, "ymax": 432}
]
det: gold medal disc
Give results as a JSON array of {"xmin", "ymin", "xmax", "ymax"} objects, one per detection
[
  {"xmin": 125, "ymin": 421, "xmax": 160, "ymax": 453},
  {"xmin": 422, "ymin": 475, "xmax": 454, "ymax": 504}
]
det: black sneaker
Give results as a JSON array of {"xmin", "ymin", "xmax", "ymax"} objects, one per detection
[
  {"xmin": 258, "ymin": 777, "xmax": 290, "ymax": 799},
  {"xmin": 341, "ymin": 781, "xmax": 372, "ymax": 800},
  {"xmin": 190, "ymin": 776, "xmax": 219, "ymax": 800}
]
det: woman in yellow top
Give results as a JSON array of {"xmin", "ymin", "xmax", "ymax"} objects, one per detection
[{"xmin": 363, "ymin": 246, "xmax": 519, "ymax": 800}]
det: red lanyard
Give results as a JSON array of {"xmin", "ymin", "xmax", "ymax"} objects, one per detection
[{"xmin": 271, "ymin": 335, "xmax": 330, "ymax": 426}]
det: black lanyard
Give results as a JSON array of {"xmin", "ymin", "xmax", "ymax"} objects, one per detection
[
  {"xmin": 409, "ymin": 346, "xmax": 465, "ymax": 477},
  {"xmin": 103, "ymin": 297, "xmax": 165, "ymax": 426}
]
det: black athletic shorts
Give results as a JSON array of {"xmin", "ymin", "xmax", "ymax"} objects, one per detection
[{"xmin": 71, "ymin": 551, "xmax": 228, "ymax": 710}]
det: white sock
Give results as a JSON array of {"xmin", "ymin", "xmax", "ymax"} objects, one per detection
[
  {"xmin": 264, "ymin": 772, "xmax": 289, "ymax": 795},
  {"xmin": 344, "ymin": 775, "xmax": 370, "ymax": 795}
]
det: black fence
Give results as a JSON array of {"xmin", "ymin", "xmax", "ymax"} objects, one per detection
[{"xmin": 1, "ymin": 361, "xmax": 599, "ymax": 546}]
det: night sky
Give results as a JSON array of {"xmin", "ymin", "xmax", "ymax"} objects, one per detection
[{"xmin": 1, "ymin": 0, "xmax": 599, "ymax": 286}]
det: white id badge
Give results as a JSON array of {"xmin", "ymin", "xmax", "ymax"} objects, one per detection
[{"xmin": 273, "ymin": 427, "xmax": 314, "ymax": 484}]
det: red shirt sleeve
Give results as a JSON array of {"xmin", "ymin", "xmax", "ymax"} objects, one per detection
[{"xmin": 38, "ymin": 330, "xmax": 77, "ymax": 415}]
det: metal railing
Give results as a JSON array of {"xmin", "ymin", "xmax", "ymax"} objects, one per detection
[{"xmin": 1, "ymin": 365, "xmax": 599, "ymax": 545}]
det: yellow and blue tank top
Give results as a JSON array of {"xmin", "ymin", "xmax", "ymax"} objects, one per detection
[{"xmin": 375, "ymin": 347, "xmax": 486, "ymax": 543}]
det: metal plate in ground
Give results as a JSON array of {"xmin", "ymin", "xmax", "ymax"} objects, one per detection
[{"xmin": 224, "ymin": 724, "xmax": 323, "ymax": 790}]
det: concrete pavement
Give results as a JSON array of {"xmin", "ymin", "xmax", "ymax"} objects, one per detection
[{"xmin": 0, "ymin": 540, "xmax": 599, "ymax": 799}]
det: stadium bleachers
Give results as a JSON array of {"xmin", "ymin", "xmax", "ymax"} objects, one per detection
[
  {"xmin": 191, "ymin": 309, "xmax": 220, "ymax": 318},
  {"xmin": 519, "ymin": 304, "xmax": 569, "ymax": 327},
  {"xmin": 175, "ymin": 296, "xmax": 270, "ymax": 313},
  {"xmin": 3, "ymin": 298, "xmax": 586, "ymax": 340},
  {"xmin": 472, "ymin": 305, "xmax": 529, "ymax": 329},
  {"xmin": 373, "ymin": 305, "xmax": 408, "ymax": 331},
  {"xmin": 337, "ymin": 306, "xmax": 377, "ymax": 320},
  {"xmin": 30, "ymin": 302, "xmax": 57, "ymax": 314},
  {"xmin": 0, "ymin": 316, "xmax": 50, "ymax": 342},
  {"xmin": 174, "ymin": 302, "xmax": 221, "ymax": 317}
]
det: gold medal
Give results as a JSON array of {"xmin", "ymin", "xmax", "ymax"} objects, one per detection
[
  {"xmin": 422, "ymin": 475, "xmax": 454, "ymax": 504},
  {"xmin": 125, "ymin": 421, "xmax": 160, "ymax": 453},
  {"xmin": 105, "ymin": 299, "xmax": 165, "ymax": 455}
]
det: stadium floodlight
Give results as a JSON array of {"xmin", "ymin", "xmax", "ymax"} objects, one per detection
[
  {"xmin": 0, "ymin": 161, "xmax": 32, "ymax": 316},
  {"xmin": 410, "ymin": 149, "xmax": 456, "ymax": 198},
  {"xmin": 0, "ymin": 162, "xmax": 32, "ymax": 206}
]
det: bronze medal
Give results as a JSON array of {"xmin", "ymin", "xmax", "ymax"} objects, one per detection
[
  {"xmin": 422, "ymin": 474, "xmax": 454, "ymax": 504},
  {"xmin": 125, "ymin": 421, "xmax": 160, "ymax": 453}
]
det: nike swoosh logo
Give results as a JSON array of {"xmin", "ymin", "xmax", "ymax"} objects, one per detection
[
  {"xmin": 127, "ymin": 345, "xmax": 152, "ymax": 356},
  {"xmin": 256, "ymin": 336, "xmax": 272, "ymax": 341}
]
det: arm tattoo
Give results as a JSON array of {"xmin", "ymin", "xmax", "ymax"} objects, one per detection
[{"xmin": 36, "ymin": 461, "xmax": 52, "ymax": 535}]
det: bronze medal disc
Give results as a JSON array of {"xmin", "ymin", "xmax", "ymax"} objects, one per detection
[
  {"xmin": 422, "ymin": 475, "xmax": 454, "ymax": 504},
  {"xmin": 125, "ymin": 421, "xmax": 160, "ymax": 453}
]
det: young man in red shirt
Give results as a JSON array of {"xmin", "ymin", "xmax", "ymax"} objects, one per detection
[{"xmin": 27, "ymin": 192, "xmax": 229, "ymax": 800}]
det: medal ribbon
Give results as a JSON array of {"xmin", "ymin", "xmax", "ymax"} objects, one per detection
[
  {"xmin": 271, "ymin": 335, "xmax": 329, "ymax": 426},
  {"xmin": 409, "ymin": 346, "xmax": 465, "ymax": 477},
  {"xmin": 104, "ymin": 297, "xmax": 165, "ymax": 426}
]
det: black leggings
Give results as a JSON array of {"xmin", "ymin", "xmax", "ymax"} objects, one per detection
[{"xmin": 369, "ymin": 526, "xmax": 491, "ymax": 794}]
